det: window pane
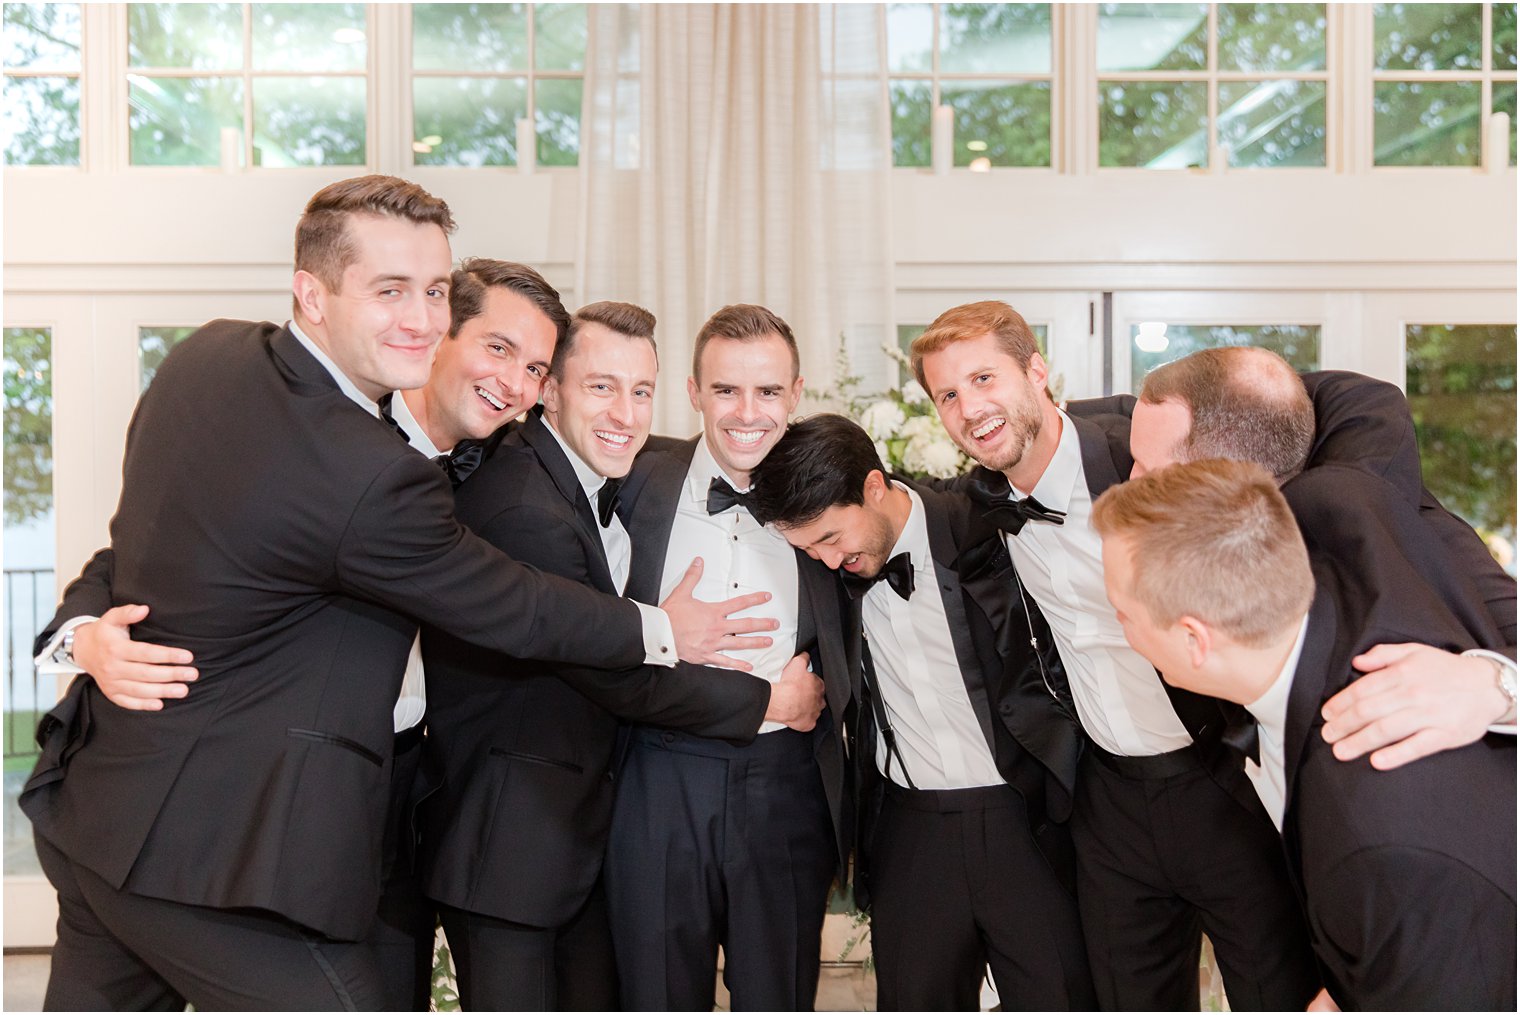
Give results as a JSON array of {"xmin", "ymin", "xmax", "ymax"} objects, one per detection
[
  {"xmin": 252, "ymin": 3, "xmax": 366, "ymax": 73},
  {"xmin": 128, "ymin": 75, "xmax": 243, "ymax": 166},
  {"xmin": 3, "ymin": 75, "xmax": 79, "ymax": 165},
  {"xmin": 138, "ymin": 326, "xmax": 195, "ymax": 391},
  {"xmin": 1099, "ymin": 80, "xmax": 1207, "ymax": 167},
  {"xmin": 1218, "ymin": 3, "xmax": 1326, "ymax": 72},
  {"xmin": 1372, "ymin": 2, "xmax": 1481, "ymax": 71},
  {"xmin": 1496, "ymin": 0, "xmax": 1517, "ymax": 71},
  {"xmin": 1496, "ymin": 83, "xmax": 1517, "ymax": 166},
  {"xmin": 887, "ymin": 3, "xmax": 933, "ymax": 74},
  {"xmin": 1131, "ymin": 324, "xmax": 1319, "ymax": 393},
  {"xmin": 412, "ymin": 76, "xmax": 526, "ymax": 166},
  {"xmin": 1406, "ymin": 323, "xmax": 1517, "ymax": 569},
  {"xmin": 890, "ymin": 78, "xmax": 932, "ymax": 167},
  {"xmin": 4, "ymin": 325, "xmax": 57, "ymax": 880},
  {"xmin": 536, "ymin": 76, "xmax": 580, "ymax": 166},
  {"xmin": 254, "ymin": 77, "xmax": 365, "ymax": 166},
  {"xmin": 1097, "ymin": 3, "xmax": 1207, "ymax": 72},
  {"xmin": 1372, "ymin": 80, "xmax": 1482, "ymax": 166},
  {"xmin": 943, "ymin": 80, "xmax": 1050, "ymax": 166},
  {"xmin": 535, "ymin": 3, "xmax": 586, "ymax": 72},
  {"xmin": 128, "ymin": 2, "xmax": 243, "ymax": 70},
  {"xmin": 1219, "ymin": 79, "xmax": 1326, "ymax": 166},
  {"xmin": 940, "ymin": 3, "xmax": 1051, "ymax": 74},
  {"xmin": 3, "ymin": 2, "xmax": 80, "ymax": 71},
  {"xmin": 412, "ymin": 3, "xmax": 527, "ymax": 73}
]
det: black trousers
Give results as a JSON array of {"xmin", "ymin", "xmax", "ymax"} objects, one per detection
[
  {"xmin": 869, "ymin": 783, "xmax": 1095, "ymax": 1012},
  {"xmin": 37, "ymin": 832, "xmax": 384, "ymax": 1011},
  {"xmin": 371, "ymin": 724, "xmax": 439, "ymax": 1012},
  {"xmin": 605, "ymin": 726, "xmax": 836, "ymax": 1011},
  {"xmin": 1070, "ymin": 747, "xmax": 1320, "ymax": 1011}
]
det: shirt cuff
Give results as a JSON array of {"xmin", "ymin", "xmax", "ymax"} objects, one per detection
[
  {"xmin": 636, "ymin": 602, "xmax": 678, "ymax": 668},
  {"xmin": 33, "ymin": 615, "xmax": 97, "ymax": 676},
  {"xmin": 1463, "ymin": 648, "xmax": 1518, "ymax": 734}
]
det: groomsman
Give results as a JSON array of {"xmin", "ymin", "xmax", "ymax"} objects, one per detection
[
  {"xmin": 1092, "ymin": 459, "xmax": 1516, "ymax": 1011},
  {"xmin": 749, "ymin": 413, "xmax": 1096, "ymax": 1011},
  {"xmin": 912, "ymin": 301, "xmax": 1319, "ymax": 1010},
  {"xmin": 604, "ymin": 305, "xmax": 854, "ymax": 1011},
  {"xmin": 419, "ymin": 302, "xmax": 824, "ymax": 1010}
]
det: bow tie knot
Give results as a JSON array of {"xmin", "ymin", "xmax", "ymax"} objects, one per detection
[
  {"xmin": 966, "ymin": 472, "xmax": 1066, "ymax": 534},
  {"xmin": 434, "ymin": 440, "xmax": 484, "ymax": 490},
  {"xmin": 842, "ymin": 552, "xmax": 915, "ymax": 602},
  {"xmin": 596, "ymin": 478, "xmax": 623, "ymax": 528},
  {"xmin": 706, "ymin": 477, "xmax": 755, "ymax": 517},
  {"xmin": 1221, "ymin": 708, "xmax": 1261, "ymax": 765}
]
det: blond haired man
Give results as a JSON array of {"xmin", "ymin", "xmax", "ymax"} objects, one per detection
[{"xmin": 1092, "ymin": 459, "xmax": 1516, "ymax": 1011}]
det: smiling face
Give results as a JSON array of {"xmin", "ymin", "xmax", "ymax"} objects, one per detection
[
  {"xmin": 920, "ymin": 332, "xmax": 1049, "ymax": 479},
  {"xmin": 541, "ymin": 321, "xmax": 656, "ymax": 479},
  {"xmin": 777, "ymin": 495, "xmax": 899, "ymax": 577},
  {"xmin": 427, "ymin": 285, "xmax": 557, "ymax": 447},
  {"xmin": 687, "ymin": 333, "xmax": 804, "ymax": 487},
  {"xmin": 1129, "ymin": 397, "xmax": 1194, "ymax": 479},
  {"xmin": 295, "ymin": 213, "xmax": 454, "ymax": 401}
]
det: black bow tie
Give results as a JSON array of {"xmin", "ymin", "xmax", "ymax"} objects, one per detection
[
  {"xmin": 966, "ymin": 472, "xmax": 1066, "ymax": 535},
  {"xmin": 706, "ymin": 477, "xmax": 754, "ymax": 517},
  {"xmin": 597, "ymin": 478, "xmax": 623, "ymax": 528},
  {"xmin": 1221, "ymin": 707, "xmax": 1261, "ymax": 765},
  {"xmin": 433, "ymin": 440, "xmax": 484, "ymax": 490},
  {"xmin": 378, "ymin": 393, "xmax": 411, "ymax": 445},
  {"xmin": 842, "ymin": 552, "xmax": 915, "ymax": 602}
]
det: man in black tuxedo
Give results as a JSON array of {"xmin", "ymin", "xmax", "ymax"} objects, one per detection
[
  {"xmin": 1119, "ymin": 347, "xmax": 1517, "ymax": 770},
  {"xmin": 1092, "ymin": 459, "xmax": 1516, "ymax": 1010},
  {"xmin": 748, "ymin": 413, "xmax": 1095, "ymax": 1011},
  {"xmin": 603, "ymin": 305, "xmax": 853, "ymax": 1011},
  {"xmin": 913, "ymin": 301, "xmax": 1319, "ymax": 1010},
  {"xmin": 23, "ymin": 176, "xmax": 778, "ymax": 1011},
  {"xmin": 419, "ymin": 302, "xmax": 824, "ymax": 1011}
]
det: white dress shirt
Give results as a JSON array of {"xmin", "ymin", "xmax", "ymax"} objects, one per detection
[
  {"xmin": 543, "ymin": 418, "xmax": 633, "ymax": 594},
  {"xmin": 1244, "ymin": 614, "xmax": 1310, "ymax": 831},
  {"xmin": 659, "ymin": 439, "xmax": 799, "ymax": 734},
  {"xmin": 860, "ymin": 484, "xmax": 1004, "ymax": 790},
  {"xmin": 999, "ymin": 407, "xmax": 1193, "ymax": 757}
]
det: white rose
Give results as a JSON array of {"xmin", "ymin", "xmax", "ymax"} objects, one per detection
[
  {"xmin": 900, "ymin": 379, "xmax": 928, "ymax": 404},
  {"xmin": 899, "ymin": 414, "xmax": 940, "ymax": 441},
  {"xmin": 874, "ymin": 440, "xmax": 892, "ymax": 469},
  {"xmin": 903, "ymin": 436, "xmax": 965, "ymax": 479},
  {"xmin": 858, "ymin": 400, "xmax": 906, "ymax": 441}
]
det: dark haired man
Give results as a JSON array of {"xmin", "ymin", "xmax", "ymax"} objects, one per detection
[
  {"xmin": 602, "ymin": 304, "xmax": 854, "ymax": 1011},
  {"xmin": 24, "ymin": 177, "xmax": 778, "ymax": 1010},
  {"xmin": 749, "ymin": 412, "xmax": 1095, "ymax": 1011}
]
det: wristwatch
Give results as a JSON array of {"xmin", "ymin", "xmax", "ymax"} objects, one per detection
[
  {"xmin": 52, "ymin": 626, "xmax": 77, "ymax": 666},
  {"xmin": 1494, "ymin": 658, "xmax": 1518, "ymax": 724}
]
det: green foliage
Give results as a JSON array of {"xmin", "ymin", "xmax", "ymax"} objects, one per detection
[
  {"xmin": 3, "ymin": 327, "xmax": 52, "ymax": 527},
  {"xmin": 1130, "ymin": 324, "xmax": 1319, "ymax": 394},
  {"xmin": 430, "ymin": 935, "xmax": 460, "ymax": 1011},
  {"xmin": 3, "ymin": 2, "xmax": 81, "ymax": 165}
]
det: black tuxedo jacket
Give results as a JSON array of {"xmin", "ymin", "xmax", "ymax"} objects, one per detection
[
  {"xmin": 21, "ymin": 320, "xmax": 652, "ymax": 940},
  {"xmin": 617, "ymin": 435, "xmax": 855, "ymax": 874},
  {"xmin": 418, "ymin": 412, "xmax": 772, "ymax": 927},
  {"xmin": 1277, "ymin": 469, "xmax": 1515, "ymax": 1009},
  {"xmin": 850, "ymin": 478, "xmax": 1083, "ymax": 910}
]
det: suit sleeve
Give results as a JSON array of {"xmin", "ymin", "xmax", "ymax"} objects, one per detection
[
  {"xmin": 1314, "ymin": 846, "xmax": 1516, "ymax": 1010},
  {"xmin": 337, "ymin": 450, "xmax": 647, "ymax": 670},
  {"xmin": 32, "ymin": 546, "xmax": 116, "ymax": 656},
  {"xmin": 473, "ymin": 504, "xmax": 770, "ymax": 744}
]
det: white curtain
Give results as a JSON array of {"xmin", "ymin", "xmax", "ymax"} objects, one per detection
[{"xmin": 575, "ymin": 3, "xmax": 895, "ymax": 434}]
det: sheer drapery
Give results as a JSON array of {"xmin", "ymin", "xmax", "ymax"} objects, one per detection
[{"xmin": 576, "ymin": 4, "xmax": 894, "ymax": 433}]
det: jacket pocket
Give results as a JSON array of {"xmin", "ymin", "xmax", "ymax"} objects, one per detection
[
  {"xmin": 488, "ymin": 747, "xmax": 583, "ymax": 774},
  {"xmin": 288, "ymin": 727, "xmax": 383, "ymax": 767}
]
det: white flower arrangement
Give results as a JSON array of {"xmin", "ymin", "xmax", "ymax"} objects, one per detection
[{"xmin": 805, "ymin": 337, "xmax": 973, "ymax": 480}]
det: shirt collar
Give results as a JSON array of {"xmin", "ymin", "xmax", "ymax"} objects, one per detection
[
  {"xmin": 887, "ymin": 483, "xmax": 933, "ymax": 574},
  {"xmin": 1015, "ymin": 406, "xmax": 1080, "ymax": 513},
  {"xmin": 1246, "ymin": 612, "xmax": 1311, "ymax": 741},
  {"xmin": 543, "ymin": 416, "xmax": 608, "ymax": 501},
  {"xmin": 389, "ymin": 390, "xmax": 442, "ymax": 458},
  {"xmin": 287, "ymin": 319, "xmax": 380, "ymax": 419},
  {"xmin": 686, "ymin": 435, "xmax": 748, "ymax": 504}
]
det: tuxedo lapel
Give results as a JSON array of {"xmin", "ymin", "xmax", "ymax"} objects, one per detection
[
  {"xmin": 797, "ymin": 554, "xmax": 850, "ymax": 722},
  {"xmin": 1282, "ymin": 590, "xmax": 1341, "ymax": 830},
  {"xmin": 519, "ymin": 410, "xmax": 617, "ymax": 595},
  {"xmin": 1068, "ymin": 411, "xmax": 1130, "ymax": 500},
  {"xmin": 624, "ymin": 437, "xmax": 699, "ymax": 605}
]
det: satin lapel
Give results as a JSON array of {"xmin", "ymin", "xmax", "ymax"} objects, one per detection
[
  {"xmin": 519, "ymin": 411, "xmax": 618, "ymax": 594},
  {"xmin": 1069, "ymin": 412, "xmax": 1129, "ymax": 500},
  {"xmin": 269, "ymin": 324, "xmax": 350, "ymax": 397},
  {"xmin": 1282, "ymin": 590, "xmax": 1340, "ymax": 835},
  {"xmin": 797, "ymin": 554, "xmax": 851, "ymax": 722},
  {"xmin": 919, "ymin": 486, "xmax": 1001, "ymax": 758},
  {"xmin": 624, "ymin": 437, "xmax": 699, "ymax": 605}
]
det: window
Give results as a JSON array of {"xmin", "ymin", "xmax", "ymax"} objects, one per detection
[
  {"xmin": 887, "ymin": 2, "xmax": 1054, "ymax": 168},
  {"xmin": 3, "ymin": 2, "xmax": 82, "ymax": 166},
  {"xmin": 1372, "ymin": 2, "xmax": 1517, "ymax": 166},
  {"xmin": 410, "ymin": 3, "xmax": 586, "ymax": 167},
  {"xmin": 1406, "ymin": 323, "xmax": 1517, "ymax": 570},
  {"xmin": 1097, "ymin": 3, "xmax": 1328, "ymax": 169},
  {"xmin": 1129, "ymin": 322, "xmax": 1319, "ymax": 391},
  {"xmin": 126, "ymin": 3, "xmax": 368, "ymax": 167},
  {"xmin": 138, "ymin": 325, "xmax": 195, "ymax": 391}
]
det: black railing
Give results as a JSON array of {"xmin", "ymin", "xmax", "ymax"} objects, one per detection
[{"xmin": 5, "ymin": 567, "xmax": 54, "ymax": 761}]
